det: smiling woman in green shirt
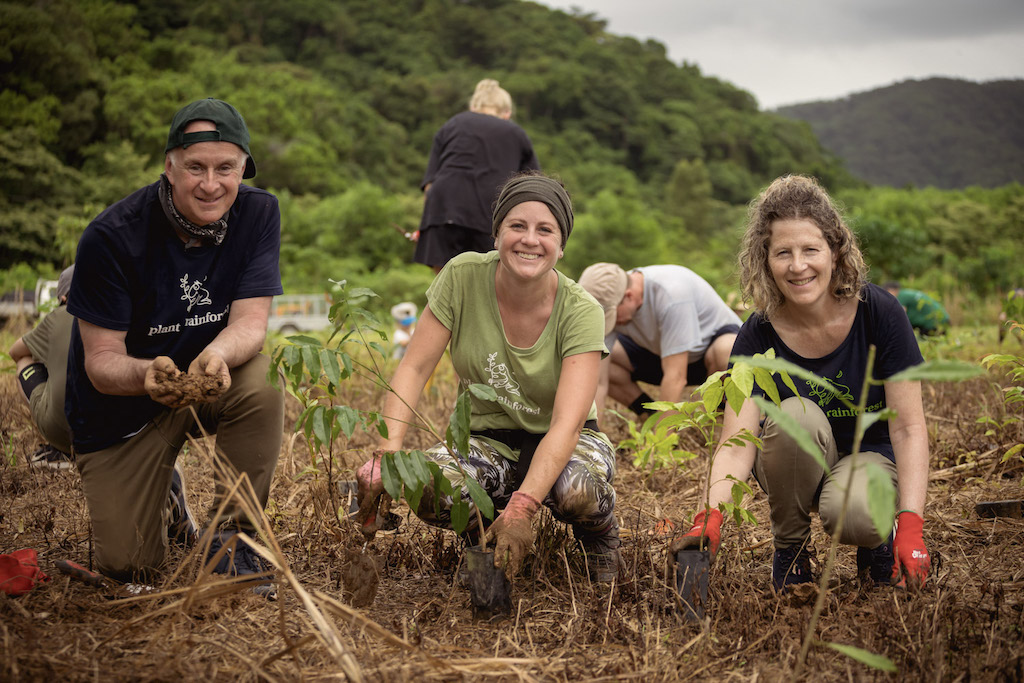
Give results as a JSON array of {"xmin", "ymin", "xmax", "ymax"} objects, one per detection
[{"xmin": 356, "ymin": 172, "xmax": 621, "ymax": 582}]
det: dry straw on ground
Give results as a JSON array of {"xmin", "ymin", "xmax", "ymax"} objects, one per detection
[{"xmin": 2, "ymin": 357, "xmax": 1022, "ymax": 681}]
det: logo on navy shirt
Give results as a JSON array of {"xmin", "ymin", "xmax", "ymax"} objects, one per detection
[
  {"xmin": 180, "ymin": 274, "xmax": 212, "ymax": 312},
  {"xmin": 806, "ymin": 370, "xmax": 854, "ymax": 407}
]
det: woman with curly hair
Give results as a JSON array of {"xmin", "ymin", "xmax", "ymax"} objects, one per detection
[{"xmin": 671, "ymin": 175, "xmax": 931, "ymax": 593}]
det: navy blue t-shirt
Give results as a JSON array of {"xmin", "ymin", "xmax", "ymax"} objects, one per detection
[
  {"xmin": 66, "ymin": 181, "xmax": 282, "ymax": 453},
  {"xmin": 419, "ymin": 111, "xmax": 540, "ymax": 234},
  {"xmin": 732, "ymin": 284, "xmax": 923, "ymax": 461}
]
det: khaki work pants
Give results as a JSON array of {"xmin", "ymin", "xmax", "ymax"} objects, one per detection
[
  {"xmin": 75, "ymin": 354, "xmax": 283, "ymax": 581},
  {"xmin": 753, "ymin": 396, "xmax": 898, "ymax": 550}
]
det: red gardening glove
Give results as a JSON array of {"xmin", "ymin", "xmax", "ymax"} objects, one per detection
[
  {"xmin": 354, "ymin": 450, "xmax": 393, "ymax": 540},
  {"xmin": 485, "ymin": 491, "xmax": 541, "ymax": 579},
  {"xmin": 0, "ymin": 549, "xmax": 50, "ymax": 596},
  {"xmin": 892, "ymin": 511, "xmax": 930, "ymax": 589},
  {"xmin": 668, "ymin": 509, "xmax": 724, "ymax": 557}
]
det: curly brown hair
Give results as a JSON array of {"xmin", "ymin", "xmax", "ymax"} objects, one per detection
[{"xmin": 738, "ymin": 175, "xmax": 866, "ymax": 320}]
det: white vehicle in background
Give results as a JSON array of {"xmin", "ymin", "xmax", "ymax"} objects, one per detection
[
  {"xmin": 267, "ymin": 294, "xmax": 332, "ymax": 334},
  {"xmin": 0, "ymin": 278, "xmax": 60, "ymax": 322}
]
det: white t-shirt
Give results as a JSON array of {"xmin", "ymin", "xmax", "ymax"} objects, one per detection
[{"xmin": 609, "ymin": 265, "xmax": 741, "ymax": 361}]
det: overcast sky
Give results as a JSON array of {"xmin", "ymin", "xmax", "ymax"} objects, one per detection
[{"xmin": 536, "ymin": 0, "xmax": 1024, "ymax": 109}]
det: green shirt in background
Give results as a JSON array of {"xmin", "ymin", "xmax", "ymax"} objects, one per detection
[
  {"xmin": 426, "ymin": 251, "xmax": 605, "ymax": 436},
  {"xmin": 895, "ymin": 288, "xmax": 950, "ymax": 334}
]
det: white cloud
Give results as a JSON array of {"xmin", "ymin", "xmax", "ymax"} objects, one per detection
[{"xmin": 537, "ymin": 0, "xmax": 1024, "ymax": 108}]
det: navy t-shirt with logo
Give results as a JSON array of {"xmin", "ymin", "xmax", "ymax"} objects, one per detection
[
  {"xmin": 66, "ymin": 180, "xmax": 282, "ymax": 453},
  {"xmin": 732, "ymin": 283, "xmax": 923, "ymax": 461}
]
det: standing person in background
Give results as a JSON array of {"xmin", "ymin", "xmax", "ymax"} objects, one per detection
[
  {"xmin": 883, "ymin": 282, "xmax": 950, "ymax": 336},
  {"xmin": 672, "ymin": 175, "xmax": 931, "ymax": 593},
  {"xmin": 578, "ymin": 262, "xmax": 741, "ymax": 428},
  {"xmin": 414, "ymin": 79, "xmax": 541, "ymax": 274},
  {"xmin": 11, "ymin": 266, "xmax": 77, "ymax": 469},
  {"xmin": 65, "ymin": 98, "xmax": 283, "ymax": 593}
]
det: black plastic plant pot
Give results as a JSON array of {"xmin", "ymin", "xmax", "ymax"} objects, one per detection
[
  {"xmin": 465, "ymin": 546, "xmax": 511, "ymax": 620},
  {"xmin": 338, "ymin": 480, "xmax": 360, "ymax": 514},
  {"xmin": 674, "ymin": 548, "xmax": 711, "ymax": 621},
  {"xmin": 975, "ymin": 500, "xmax": 1023, "ymax": 518}
]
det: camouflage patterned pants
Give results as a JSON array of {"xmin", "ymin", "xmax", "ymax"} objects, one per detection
[{"xmin": 416, "ymin": 428, "xmax": 617, "ymax": 538}]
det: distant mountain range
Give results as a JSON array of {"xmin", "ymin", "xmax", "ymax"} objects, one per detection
[{"xmin": 776, "ymin": 78, "xmax": 1024, "ymax": 189}]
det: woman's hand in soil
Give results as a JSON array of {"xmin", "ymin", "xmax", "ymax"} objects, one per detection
[
  {"xmin": 892, "ymin": 510, "xmax": 930, "ymax": 589},
  {"xmin": 668, "ymin": 508, "xmax": 723, "ymax": 558},
  {"xmin": 355, "ymin": 450, "xmax": 393, "ymax": 540},
  {"xmin": 145, "ymin": 356, "xmax": 184, "ymax": 407},
  {"xmin": 486, "ymin": 491, "xmax": 541, "ymax": 579}
]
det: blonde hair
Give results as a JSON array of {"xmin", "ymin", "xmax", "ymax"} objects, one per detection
[
  {"xmin": 739, "ymin": 175, "xmax": 867, "ymax": 319},
  {"xmin": 469, "ymin": 79, "xmax": 512, "ymax": 117}
]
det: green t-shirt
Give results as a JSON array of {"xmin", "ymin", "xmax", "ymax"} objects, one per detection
[
  {"xmin": 426, "ymin": 251, "xmax": 605, "ymax": 435},
  {"xmin": 895, "ymin": 288, "xmax": 950, "ymax": 332}
]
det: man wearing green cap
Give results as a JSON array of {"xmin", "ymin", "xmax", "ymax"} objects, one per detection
[{"xmin": 65, "ymin": 98, "xmax": 283, "ymax": 595}]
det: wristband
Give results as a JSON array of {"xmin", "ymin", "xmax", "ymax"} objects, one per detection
[{"xmin": 17, "ymin": 362, "xmax": 48, "ymax": 399}]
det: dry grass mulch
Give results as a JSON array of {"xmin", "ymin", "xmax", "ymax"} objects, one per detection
[{"xmin": 2, "ymin": 369, "xmax": 1023, "ymax": 681}]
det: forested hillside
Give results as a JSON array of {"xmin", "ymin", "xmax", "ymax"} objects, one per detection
[
  {"xmin": 1, "ymin": 1, "xmax": 1022, "ymax": 307},
  {"xmin": 777, "ymin": 78, "xmax": 1024, "ymax": 190},
  {"xmin": 0, "ymin": 0, "xmax": 850, "ymax": 279}
]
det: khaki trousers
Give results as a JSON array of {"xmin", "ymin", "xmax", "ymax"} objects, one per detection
[
  {"xmin": 75, "ymin": 354, "xmax": 283, "ymax": 581},
  {"xmin": 753, "ymin": 396, "xmax": 898, "ymax": 550}
]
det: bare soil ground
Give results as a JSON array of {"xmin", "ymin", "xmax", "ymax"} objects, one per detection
[{"xmin": 2, "ymin": 347, "xmax": 1023, "ymax": 681}]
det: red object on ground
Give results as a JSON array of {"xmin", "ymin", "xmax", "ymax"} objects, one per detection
[{"xmin": 0, "ymin": 548, "xmax": 50, "ymax": 596}]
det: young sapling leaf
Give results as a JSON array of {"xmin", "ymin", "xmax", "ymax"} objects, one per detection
[
  {"xmin": 380, "ymin": 454, "xmax": 403, "ymax": 501},
  {"xmin": 730, "ymin": 361, "xmax": 755, "ymax": 396},
  {"xmin": 822, "ymin": 642, "xmax": 897, "ymax": 672},
  {"xmin": 888, "ymin": 360, "xmax": 984, "ymax": 382},
  {"xmin": 463, "ymin": 477, "xmax": 496, "ymax": 521},
  {"xmin": 864, "ymin": 462, "xmax": 897, "ymax": 540}
]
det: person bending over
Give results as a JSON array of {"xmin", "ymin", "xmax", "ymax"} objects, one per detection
[{"xmin": 579, "ymin": 262, "xmax": 740, "ymax": 427}]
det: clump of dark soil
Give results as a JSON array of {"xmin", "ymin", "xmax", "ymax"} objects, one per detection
[
  {"xmin": 340, "ymin": 548, "xmax": 378, "ymax": 607},
  {"xmin": 152, "ymin": 369, "xmax": 225, "ymax": 406}
]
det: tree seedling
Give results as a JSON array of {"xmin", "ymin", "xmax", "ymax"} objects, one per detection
[{"xmin": 270, "ymin": 280, "xmax": 500, "ymax": 608}]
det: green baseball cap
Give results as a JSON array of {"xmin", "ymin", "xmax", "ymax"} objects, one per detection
[{"xmin": 165, "ymin": 98, "xmax": 256, "ymax": 179}]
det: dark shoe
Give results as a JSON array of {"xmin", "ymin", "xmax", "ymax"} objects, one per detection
[
  {"xmin": 28, "ymin": 444, "xmax": 74, "ymax": 470},
  {"xmin": 772, "ymin": 544, "xmax": 813, "ymax": 592},
  {"xmin": 578, "ymin": 522, "xmax": 622, "ymax": 583},
  {"xmin": 167, "ymin": 462, "xmax": 198, "ymax": 547},
  {"xmin": 856, "ymin": 536, "xmax": 894, "ymax": 586},
  {"xmin": 206, "ymin": 530, "xmax": 277, "ymax": 599}
]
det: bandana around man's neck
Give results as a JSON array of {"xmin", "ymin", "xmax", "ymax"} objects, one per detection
[{"xmin": 158, "ymin": 173, "xmax": 229, "ymax": 245}]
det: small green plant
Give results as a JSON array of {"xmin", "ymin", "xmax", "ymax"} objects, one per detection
[
  {"xmin": 616, "ymin": 410, "xmax": 697, "ymax": 474},
  {"xmin": 638, "ymin": 351, "xmax": 788, "ymax": 538},
  {"xmin": 269, "ymin": 280, "xmax": 496, "ymax": 541},
  {"xmin": 981, "ymin": 350, "xmax": 1024, "ymax": 473}
]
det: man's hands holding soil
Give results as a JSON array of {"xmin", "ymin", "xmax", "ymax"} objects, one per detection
[{"xmin": 145, "ymin": 354, "xmax": 227, "ymax": 408}]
